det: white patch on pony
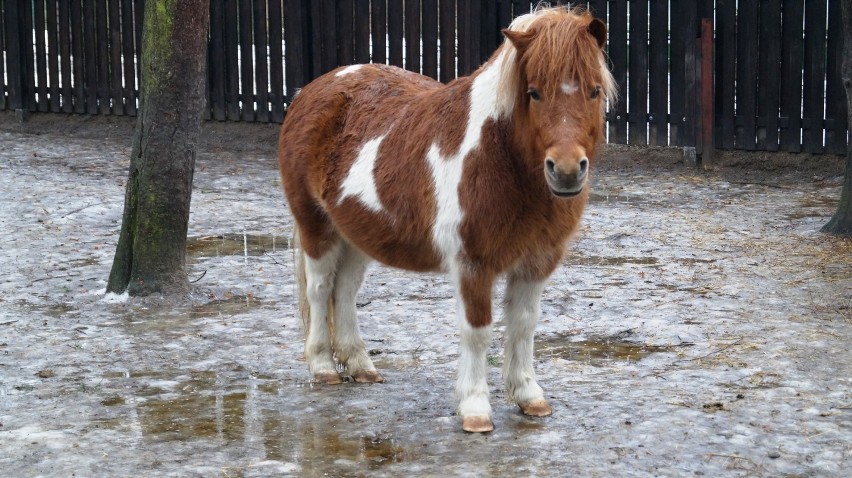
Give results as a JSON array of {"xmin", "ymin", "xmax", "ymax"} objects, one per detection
[
  {"xmin": 335, "ymin": 64, "xmax": 363, "ymax": 77},
  {"xmin": 339, "ymin": 135, "xmax": 386, "ymax": 212},
  {"xmin": 561, "ymin": 82, "xmax": 579, "ymax": 95},
  {"xmin": 427, "ymin": 60, "xmax": 507, "ymax": 270}
]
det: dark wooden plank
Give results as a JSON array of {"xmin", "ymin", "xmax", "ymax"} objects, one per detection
[
  {"xmin": 71, "ymin": 0, "xmax": 85, "ymax": 113},
  {"xmin": 0, "ymin": 4, "xmax": 5, "ymax": 111},
  {"xmin": 320, "ymin": 0, "xmax": 338, "ymax": 73},
  {"xmin": 21, "ymin": 0, "xmax": 36, "ymax": 111},
  {"xmin": 387, "ymin": 0, "xmax": 404, "ymax": 67},
  {"xmin": 682, "ymin": 1, "xmax": 699, "ymax": 149},
  {"xmin": 422, "ymin": 0, "xmax": 439, "ymax": 79},
  {"xmin": 269, "ymin": 0, "xmax": 284, "ymax": 122},
  {"xmin": 83, "ymin": 0, "xmax": 99, "ymax": 113},
  {"xmin": 209, "ymin": 0, "xmax": 226, "ymax": 120},
  {"xmin": 779, "ymin": 0, "xmax": 804, "ymax": 152},
  {"xmin": 480, "ymin": 0, "xmax": 497, "ymax": 57},
  {"xmin": 96, "ymin": 0, "xmax": 111, "ymax": 114},
  {"xmin": 735, "ymin": 1, "xmax": 758, "ymax": 150},
  {"xmin": 468, "ymin": 0, "xmax": 482, "ymax": 68},
  {"xmin": 108, "ymin": 0, "xmax": 124, "ymax": 115},
  {"xmin": 497, "ymin": 0, "xmax": 512, "ymax": 31},
  {"xmin": 457, "ymin": 0, "xmax": 469, "ymax": 75},
  {"xmin": 607, "ymin": 0, "xmax": 627, "ymax": 144},
  {"xmin": 439, "ymin": 0, "xmax": 454, "ymax": 82},
  {"xmin": 307, "ymin": 0, "xmax": 324, "ymax": 77},
  {"xmin": 59, "ymin": 0, "xmax": 74, "ymax": 113},
  {"xmin": 714, "ymin": 0, "xmax": 735, "ymax": 149},
  {"xmin": 224, "ymin": 0, "xmax": 241, "ymax": 120},
  {"xmin": 824, "ymin": 0, "xmax": 847, "ymax": 155},
  {"xmin": 253, "ymin": 0, "xmax": 270, "ymax": 122},
  {"xmin": 802, "ymin": 0, "xmax": 827, "ymax": 153},
  {"xmin": 588, "ymin": 0, "xmax": 606, "ymax": 20},
  {"xmin": 284, "ymin": 0, "xmax": 307, "ymax": 101},
  {"xmin": 135, "ymin": 0, "xmax": 144, "ymax": 61},
  {"xmin": 757, "ymin": 0, "xmax": 782, "ymax": 151},
  {"xmin": 338, "ymin": 0, "xmax": 355, "ymax": 66},
  {"xmin": 46, "ymin": 0, "xmax": 61, "ymax": 112},
  {"xmin": 512, "ymin": 0, "xmax": 529, "ymax": 17},
  {"xmin": 33, "ymin": 0, "xmax": 49, "ymax": 112},
  {"xmin": 648, "ymin": 0, "xmax": 668, "ymax": 146},
  {"xmin": 239, "ymin": 0, "xmax": 255, "ymax": 121},
  {"xmin": 0, "ymin": 4, "xmax": 7, "ymax": 110},
  {"xmin": 119, "ymin": 0, "xmax": 136, "ymax": 115},
  {"xmin": 700, "ymin": 18, "xmax": 714, "ymax": 164},
  {"xmin": 371, "ymin": 0, "xmax": 387, "ymax": 64},
  {"xmin": 3, "ymin": 0, "xmax": 24, "ymax": 111},
  {"xmin": 353, "ymin": 0, "xmax": 371, "ymax": 64},
  {"xmin": 405, "ymin": 0, "xmax": 421, "ymax": 72},
  {"xmin": 628, "ymin": 0, "xmax": 648, "ymax": 146}
]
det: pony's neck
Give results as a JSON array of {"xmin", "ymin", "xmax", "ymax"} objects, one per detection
[{"xmin": 465, "ymin": 46, "xmax": 516, "ymax": 123}]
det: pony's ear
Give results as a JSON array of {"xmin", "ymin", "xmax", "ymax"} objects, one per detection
[
  {"xmin": 588, "ymin": 18, "xmax": 607, "ymax": 49},
  {"xmin": 502, "ymin": 28, "xmax": 534, "ymax": 52}
]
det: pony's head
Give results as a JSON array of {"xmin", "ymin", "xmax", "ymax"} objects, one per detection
[{"xmin": 498, "ymin": 6, "xmax": 615, "ymax": 198}]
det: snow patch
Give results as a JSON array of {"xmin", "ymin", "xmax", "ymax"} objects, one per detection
[{"xmin": 101, "ymin": 291, "xmax": 129, "ymax": 304}]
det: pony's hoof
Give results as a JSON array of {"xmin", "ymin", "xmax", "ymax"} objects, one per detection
[
  {"xmin": 462, "ymin": 415, "xmax": 494, "ymax": 433},
  {"xmin": 352, "ymin": 370, "xmax": 384, "ymax": 383},
  {"xmin": 313, "ymin": 371, "xmax": 342, "ymax": 384},
  {"xmin": 519, "ymin": 399, "xmax": 553, "ymax": 417}
]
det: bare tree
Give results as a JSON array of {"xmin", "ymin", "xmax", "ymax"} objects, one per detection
[
  {"xmin": 823, "ymin": 0, "xmax": 852, "ymax": 236},
  {"xmin": 107, "ymin": 0, "xmax": 210, "ymax": 295}
]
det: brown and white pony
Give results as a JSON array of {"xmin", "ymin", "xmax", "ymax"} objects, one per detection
[{"xmin": 278, "ymin": 6, "xmax": 615, "ymax": 433}]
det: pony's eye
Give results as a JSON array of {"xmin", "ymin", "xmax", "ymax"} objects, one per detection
[
  {"xmin": 527, "ymin": 88, "xmax": 541, "ymax": 101},
  {"xmin": 590, "ymin": 87, "xmax": 601, "ymax": 99}
]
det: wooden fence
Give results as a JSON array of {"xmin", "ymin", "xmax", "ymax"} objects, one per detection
[{"xmin": 1, "ymin": 0, "xmax": 847, "ymax": 155}]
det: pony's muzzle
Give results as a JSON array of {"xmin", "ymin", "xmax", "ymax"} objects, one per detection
[{"xmin": 544, "ymin": 156, "xmax": 588, "ymax": 197}]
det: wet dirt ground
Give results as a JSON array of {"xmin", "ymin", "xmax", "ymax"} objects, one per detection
[{"xmin": 1, "ymin": 113, "xmax": 850, "ymax": 477}]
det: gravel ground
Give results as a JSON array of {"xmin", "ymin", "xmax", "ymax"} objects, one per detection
[{"xmin": 0, "ymin": 113, "xmax": 850, "ymax": 477}]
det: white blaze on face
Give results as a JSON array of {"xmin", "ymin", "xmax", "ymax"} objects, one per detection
[
  {"xmin": 427, "ymin": 57, "xmax": 507, "ymax": 272},
  {"xmin": 335, "ymin": 64, "xmax": 363, "ymax": 77},
  {"xmin": 561, "ymin": 82, "xmax": 579, "ymax": 95},
  {"xmin": 339, "ymin": 135, "xmax": 386, "ymax": 212}
]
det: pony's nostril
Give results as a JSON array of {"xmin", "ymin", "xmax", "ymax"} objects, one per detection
[
  {"xmin": 545, "ymin": 158, "xmax": 556, "ymax": 176},
  {"xmin": 578, "ymin": 157, "xmax": 589, "ymax": 175}
]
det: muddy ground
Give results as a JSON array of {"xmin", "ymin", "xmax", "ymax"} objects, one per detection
[{"xmin": 0, "ymin": 112, "xmax": 850, "ymax": 477}]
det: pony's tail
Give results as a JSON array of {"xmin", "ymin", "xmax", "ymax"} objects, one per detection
[{"xmin": 293, "ymin": 224, "xmax": 310, "ymax": 336}]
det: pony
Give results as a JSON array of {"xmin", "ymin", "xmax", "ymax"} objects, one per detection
[{"xmin": 278, "ymin": 6, "xmax": 615, "ymax": 433}]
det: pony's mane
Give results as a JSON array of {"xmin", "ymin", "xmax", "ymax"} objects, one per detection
[{"xmin": 493, "ymin": 6, "xmax": 617, "ymax": 117}]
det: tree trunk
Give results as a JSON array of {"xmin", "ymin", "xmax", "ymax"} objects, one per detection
[
  {"xmin": 823, "ymin": 0, "xmax": 852, "ymax": 236},
  {"xmin": 107, "ymin": 0, "xmax": 209, "ymax": 295}
]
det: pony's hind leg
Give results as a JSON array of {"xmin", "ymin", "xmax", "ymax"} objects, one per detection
[
  {"xmin": 303, "ymin": 240, "xmax": 344, "ymax": 384},
  {"xmin": 331, "ymin": 243, "xmax": 383, "ymax": 383},
  {"xmin": 502, "ymin": 275, "xmax": 552, "ymax": 416}
]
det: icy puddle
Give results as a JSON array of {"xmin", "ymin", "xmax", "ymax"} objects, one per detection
[
  {"xmin": 93, "ymin": 369, "xmax": 409, "ymax": 469},
  {"xmin": 186, "ymin": 233, "xmax": 289, "ymax": 259},
  {"xmin": 535, "ymin": 333, "xmax": 675, "ymax": 365}
]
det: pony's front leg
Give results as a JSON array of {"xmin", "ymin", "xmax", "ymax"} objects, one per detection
[
  {"xmin": 502, "ymin": 275, "xmax": 552, "ymax": 416},
  {"xmin": 455, "ymin": 272, "xmax": 495, "ymax": 433}
]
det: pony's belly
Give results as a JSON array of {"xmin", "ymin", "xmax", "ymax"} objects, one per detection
[{"xmin": 331, "ymin": 211, "xmax": 443, "ymax": 273}]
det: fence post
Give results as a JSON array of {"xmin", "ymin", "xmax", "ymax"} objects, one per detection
[
  {"xmin": 683, "ymin": 1, "xmax": 699, "ymax": 156},
  {"xmin": 4, "ymin": 0, "xmax": 27, "ymax": 118},
  {"xmin": 700, "ymin": 17, "xmax": 715, "ymax": 167}
]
